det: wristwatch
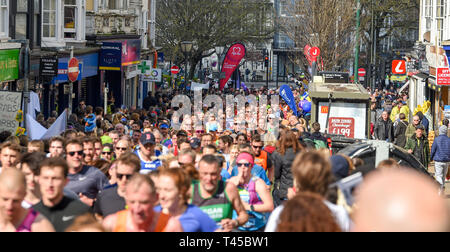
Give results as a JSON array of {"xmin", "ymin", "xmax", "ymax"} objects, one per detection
[{"xmin": 250, "ymin": 205, "xmax": 255, "ymax": 212}]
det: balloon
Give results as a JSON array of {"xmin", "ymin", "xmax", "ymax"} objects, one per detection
[{"xmin": 299, "ymin": 100, "xmax": 311, "ymax": 113}]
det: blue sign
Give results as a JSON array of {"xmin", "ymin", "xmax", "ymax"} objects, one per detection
[
  {"xmin": 51, "ymin": 53, "xmax": 99, "ymax": 84},
  {"xmin": 100, "ymin": 42, "xmax": 122, "ymax": 71},
  {"xmin": 280, "ymin": 85, "xmax": 298, "ymax": 116},
  {"xmin": 158, "ymin": 52, "xmax": 164, "ymax": 63},
  {"xmin": 443, "ymin": 46, "xmax": 450, "ymax": 69}
]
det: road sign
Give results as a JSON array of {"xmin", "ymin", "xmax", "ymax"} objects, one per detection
[
  {"xmin": 310, "ymin": 47, "xmax": 321, "ymax": 57},
  {"xmin": 171, "ymin": 66, "xmax": 180, "ymax": 75},
  {"xmin": 358, "ymin": 68, "xmax": 366, "ymax": 77},
  {"xmin": 68, "ymin": 57, "xmax": 80, "ymax": 82},
  {"xmin": 142, "ymin": 68, "xmax": 162, "ymax": 82},
  {"xmin": 437, "ymin": 68, "xmax": 450, "ymax": 85},
  {"xmin": 392, "ymin": 60, "xmax": 406, "ymax": 75}
]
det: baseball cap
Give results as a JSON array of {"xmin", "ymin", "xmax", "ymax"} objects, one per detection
[
  {"xmin": 160, "ymin": 124, "xmax": 169, "ymax": 129},
  {"xmin": 101, "ymin": 136, "xmax": 113, "ymax": 145},
  {"xmin": 415, "ymin": 125, "xmax": 425, "ymax": 131},
  {"xmin": 140, "ymin": 132, "xmax": 156, "ymax": 145},
  {"xmin": 190, "ymin": 138, "xmax": 201, "ymax": 149}
]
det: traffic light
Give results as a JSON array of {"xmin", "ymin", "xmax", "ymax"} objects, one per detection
[
  {"xmin": 370, "ymin": 64, "xmax": 376, "ymax": 77},
  {"xmin": 385, "ymin": 59, "xmax": 391, "ymax": 76},
  {"xmin": 264, "ymin": 56, "xmax": 269, "ymax": 67}
]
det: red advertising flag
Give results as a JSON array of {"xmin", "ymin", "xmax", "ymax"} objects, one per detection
[
  {"xmin": 304, "ymin": 45, "xmax": 313, "ymax": 66},
  {"xmin": 219, "ymin": 43, "xmax": 246, "ymax": 91}
]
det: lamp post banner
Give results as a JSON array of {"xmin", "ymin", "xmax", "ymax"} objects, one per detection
[{"xmin": 219, "ymin": 43, "xmax": 246, "ymax": 91}]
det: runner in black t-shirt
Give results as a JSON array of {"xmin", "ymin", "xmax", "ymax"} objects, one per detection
[
  {"xmin": 32, "ymin": 158, "xmax": 90, "ymax": 232},
  {"xmin": 94, "ymin": 153, "xmax": 141, "ymax": 220}
]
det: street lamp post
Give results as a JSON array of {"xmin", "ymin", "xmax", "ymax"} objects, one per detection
[
  {"xmin": 215, "ymin": 46, "xmax": 225, "ymax": 73},
  {"xmin": 215, "ymin": 46, "xmax": 225, "ymax": 87},
  {"xmin": 181, "ymin": 41, "xmax": 193, "ymax": 88}
]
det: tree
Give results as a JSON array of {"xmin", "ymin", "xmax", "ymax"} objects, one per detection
[
  {"xmin": 156, "ymin": 0, "xmax": 274, "ymax": 81},
  {"xmin": 359, "ymin": 0, "xmax": 419, "ymax": 57},
  {"xmin": 277, "ymin": 0, "xmax": 357, "ymax": 74}
]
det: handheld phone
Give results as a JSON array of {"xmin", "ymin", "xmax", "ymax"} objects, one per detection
[{"xmin": 336, "ymin": 172, "xmax": 363, "ymax": 206}]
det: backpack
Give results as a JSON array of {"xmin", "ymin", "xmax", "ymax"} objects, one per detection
[{"xmin": 304, "ymin": 138, "xmax": 328, "ymax": 150}]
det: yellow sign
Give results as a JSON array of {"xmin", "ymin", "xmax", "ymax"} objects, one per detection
[
  {"xmin": 390, "ymin": 75, "xmax": 407, "ymax": 82},
  {"xmin": 15, "ymin": 127, "xmax": 25, "ymax": 137},
  {"xmin": 15, "ymin": 110, "xmax": 23, "ymax": 122}
]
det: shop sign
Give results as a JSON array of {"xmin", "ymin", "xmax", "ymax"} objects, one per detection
[{"xmin": 0, "ymin": 49, "xmax": 19, "ymax": 82}]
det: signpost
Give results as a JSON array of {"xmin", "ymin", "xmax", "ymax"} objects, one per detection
[
  {"xmin": 358, "ymin": 68, "xmax": 366, "ymax": 77},
  {"xmin": 68, "ymin": 57, "xmax": 80, "ymax": 83},
  {"xmin": 171, "ymin": 66, "xmax": 180, "ymax": 75}
]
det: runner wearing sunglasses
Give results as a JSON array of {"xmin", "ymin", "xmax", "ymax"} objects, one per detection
[
  {"xmin": 94, "ymin": 153, "xmax": 141, "ymax": 221},
  {"xmin": 228, "ymin": 152, "xmax": 274, "ymax": 232},
  {"xmin": 64, "ymin": 139, "xmax": 110, "ymax": 207}
]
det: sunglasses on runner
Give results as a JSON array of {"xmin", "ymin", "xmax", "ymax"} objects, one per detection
[
  {"xmin": 253, "ymin": 145, "xmax": 263, "ymax": 150},
  {"xmin": 115, "ymin": 147, "xmax": 128, "ymax": 151},
  {"xmin": 68, "ymin": 151, "xmax": 84, "ymax": 157},
  {"xmin": 237, "ymin": 163, "xmax": 251, "ymax": 168},
  {"xmin": 116, "ymin": 173, "xmax": 133, "ymax": 180},
  {"xmin": 102, "ymin": 152, "xmax": 112, "ymax": 155}
]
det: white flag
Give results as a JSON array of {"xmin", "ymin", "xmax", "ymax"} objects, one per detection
[
  {"xmin": 26, "ymin": 114, "xmax": 47, "ymax": 140},
  {"xmin": 26, "ymin": 110, "xmax": 67, "ymax": 140},
  {"xmin": 42, "ymin": 110, "xmax": 67, "ymax": 140}
]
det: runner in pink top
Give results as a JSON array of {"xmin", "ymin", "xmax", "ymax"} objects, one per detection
[
  {"xmin": 0, "ymin": 169, "xmax": 55, "ymax": 232},
  {"xmin": 16, "ymin": 210, "xmax": 39, "ymax": 232}
]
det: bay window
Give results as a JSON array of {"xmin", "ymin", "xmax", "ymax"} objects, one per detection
[
  {"xmin": 64, "ymin": 0, "xmax": 77, "ymax": 39},
  {"xmin": 42, "ymin": 0, "xmax": 85, "ymax": 46},
  {"xmin": 0, "ymin": 0, "xmax": 8, "ymax": 38},
  {"xmin": 43, "ymin": 0, "xmax": 56, "ymax": 38}
]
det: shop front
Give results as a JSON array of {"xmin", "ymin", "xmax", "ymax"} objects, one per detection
[
  {"xmin": 100, "ymin": 39, "xmax": 141, "ymax": 110},
  {"xmin": 45, "ymin": 52, "xmax": 99, "ymax": 116}
]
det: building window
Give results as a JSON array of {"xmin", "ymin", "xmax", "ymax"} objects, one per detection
[
  {"xmin": 64, "ymin": 0, "xmax": 77, "ymax": 39},
  {"xmin": 437, "ymin": 0, "xmax": 446, "ymax": 44},
  {"xmin": 0, "ymin": 0, "xmax": 8, "ymax": 38},
  {"xmin": 43, "ymin": 0, "xmax": 56, "ymax": 38},
  {"xmin": 424, "ymin": 0, "xmax": 433, "ymax": 32},
  {"xmin": 108, "ymin": 0, "xmax": 127, "ymax": 10},
  {"xmin": 279, "ymin": 0, "xmax": 291, "ymax": 17}
]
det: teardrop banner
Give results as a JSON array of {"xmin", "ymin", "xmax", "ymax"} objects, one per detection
[{"xmin": 219, "ymin": 43, "xmax": 246, "ymax": 91}]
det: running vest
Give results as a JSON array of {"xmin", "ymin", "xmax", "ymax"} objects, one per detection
[
  {"xmin": 190, "ymin": 180, "xmax": 233, "ymax": 223},
  {"xmin": 233, "ymin": 177, "xmax": 268, "ymax": 231},
  {"xmin": 16, "ymin": 209, "xmax": 39, "ymax": 232},
  {"xmin": 113, "ymin": 210, "xmax": 170, "ymax": 232},
  {"xmin": 255, "ymin": 150, "xmax": 268, "ymax": 171}
]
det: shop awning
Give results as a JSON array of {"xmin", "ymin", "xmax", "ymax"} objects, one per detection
[{"xmin": 412, "ymin": 73, "xmax": 429, "ymax": 80}]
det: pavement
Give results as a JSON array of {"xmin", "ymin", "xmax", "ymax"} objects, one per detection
[{"xmin": 427, "ymin": 162, "xmax": 450, "ymax": 203}]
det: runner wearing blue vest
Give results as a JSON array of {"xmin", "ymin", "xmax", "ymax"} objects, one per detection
[{"xmin": 134, "ymin": 132, "xmax": 161, "ymax": 174}]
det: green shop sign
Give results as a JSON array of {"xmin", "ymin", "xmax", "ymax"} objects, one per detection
[{"xmin": 0, "ymin": 49, "xmax": 19, "ymax": 82}]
